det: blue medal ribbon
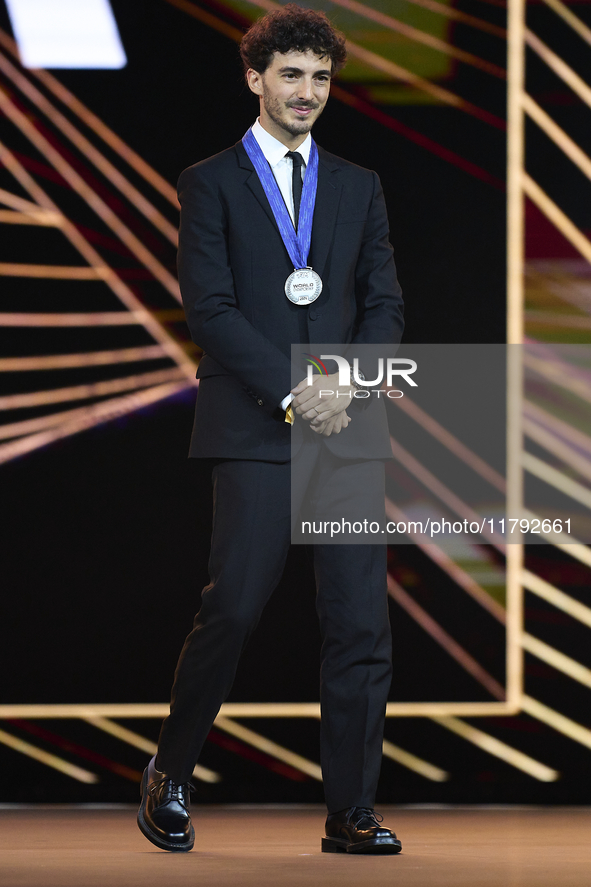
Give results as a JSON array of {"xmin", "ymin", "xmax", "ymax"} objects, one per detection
[{"xmin": 242, "ymin": 126, "xmax": 318, "ymax": 271}]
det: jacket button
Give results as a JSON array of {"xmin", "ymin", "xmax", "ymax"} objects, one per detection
[
  {"xmin": 309, "ymin": 308, "xmax": 319, "ymax": 321},
  {"xmin": 257, "ymin": 398, "xmax": 264, "ymax": 406}
]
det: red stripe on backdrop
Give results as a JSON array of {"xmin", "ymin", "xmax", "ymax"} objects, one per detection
[
  {"xmin": 207, "ymin": 728, "xmax": 309, "ymax": 782},
  {"xmin": 7, "ymin": 719, "xmax": 141, "ymax": 781},
  {"xmin": 330, "ymin": 84, "xmax": 506, "ymax": 191}
]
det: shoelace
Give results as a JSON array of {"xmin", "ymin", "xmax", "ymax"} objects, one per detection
[
  {"xmin": 348, "ymin": 807, "xmax": 384, "ymax": 828},
  {"xmin": 148, "ymin": 776, "xmax": 195, "ymax": 808}
]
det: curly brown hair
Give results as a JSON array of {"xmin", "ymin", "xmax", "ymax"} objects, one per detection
[{"xmin": 240, "ymin": 4, "xmax": 347, "ymax": 77}]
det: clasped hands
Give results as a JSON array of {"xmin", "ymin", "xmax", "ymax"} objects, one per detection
[{"xmin": 290, "ymin": 372, "xmax": 351, "ymax": 437}]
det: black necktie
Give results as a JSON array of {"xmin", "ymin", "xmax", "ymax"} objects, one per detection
[{"xmin": 286, "ymin": 151, "xmax": 303, "ymax": 230}]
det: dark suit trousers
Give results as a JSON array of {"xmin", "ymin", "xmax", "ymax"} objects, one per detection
[{"xmin": 157, "ymin": 453, "xmax": 392, "ymax": 813}]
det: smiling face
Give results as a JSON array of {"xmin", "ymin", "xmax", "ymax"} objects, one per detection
[{"xmin": 247, "ymin": 49, "xmax": 331, "ymax": 149}]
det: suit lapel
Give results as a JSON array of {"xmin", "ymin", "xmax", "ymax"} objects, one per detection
[
  {"xmin": 310, "ymin": 148, "xmax": 342, "ymax": 278},
  {"xmin": 235, "ymin": 141, "xmax": 342, "ymax": 275},
  {"xmin": 236, "ymin": 140, "xmax": 282, "ymax": 237}
]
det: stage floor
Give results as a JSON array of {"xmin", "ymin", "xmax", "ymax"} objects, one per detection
[{"xmin": 1, "ymin": 805, "xmax": 589, "ymax": 887}]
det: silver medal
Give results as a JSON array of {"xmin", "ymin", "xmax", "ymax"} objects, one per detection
[{"xmin": 285, "ymin": 267, "xmax": 323, "ymax": 306}]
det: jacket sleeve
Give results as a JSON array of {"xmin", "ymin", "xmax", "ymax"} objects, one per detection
[
  {"xmin": 177, "ymin": 165, "xmax": 293, "ymax": 412},
  {"xmin": 351, "ymin": 171, "xmax": 404, "ymax": 347}
]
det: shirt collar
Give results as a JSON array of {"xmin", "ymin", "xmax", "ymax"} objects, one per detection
[{"xmin": 252, "ymin": 118, "xmax": 311, "ymax": 169}]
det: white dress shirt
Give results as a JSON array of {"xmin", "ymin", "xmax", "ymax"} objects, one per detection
[
  {"xmin": 251, "ymin": 119, "xmax": 311, "ymax": 412},
  {"xmin": 252, "ymin": 118, "xmax": 311, "ymax": 226}
]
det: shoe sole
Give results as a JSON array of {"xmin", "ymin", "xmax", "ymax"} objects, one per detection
[
  {"xmin": 322, "ymin": 836, "xmax": 402, "ymax": 855},
  {"xmin": 137, "ymin": 768, "xmax": 195, "ymax": 852}
]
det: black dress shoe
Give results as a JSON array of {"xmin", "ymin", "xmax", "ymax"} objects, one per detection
[
  {"xmin": 137, "ymin": 756, "xmax": 195, "ymax": 852},
  {"xmin": 322, "ymin": 806, "xmax": 402, "ymax": 854}
]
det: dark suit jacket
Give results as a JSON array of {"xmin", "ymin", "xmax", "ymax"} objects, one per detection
[{"xmin": 177, "ymin": 139, "xmax": 404, "ymax": 461}]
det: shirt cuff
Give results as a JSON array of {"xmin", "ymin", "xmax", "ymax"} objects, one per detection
[{"xmin": 280, "ymin": 393, "xmax": 294, "ymax": 411}]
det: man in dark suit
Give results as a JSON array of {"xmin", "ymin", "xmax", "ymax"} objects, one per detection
[{"xmin": 138, "ymin": 4, "xmax": 404, "ymax": 855}]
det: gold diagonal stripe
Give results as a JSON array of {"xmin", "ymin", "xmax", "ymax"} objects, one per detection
[
  {"xmin": 214, "ymin": 716, "xmax": 322, "ymax": 780},
  {"xmin": 0, "ymin": 727, "xmax": 98, "ymax": 783},
  {"xmin": 0, "ymin": 48, "xmax": 178, "ymax": 243},
  {"xmin": 432, "ymin": 717, "xmax": 559, "ymax": 781},
  {"xmin": 0, "ymin": 263, "xmax": 101, "ymax": 278},
  {"xmin": 522, "ymin": 570, "xmax": 591, "ymax": 628},
  {"xmin": 0, "ymin": 28, "xmax": 178, "ymax": 207},
  {"xmin": 382, "ymin": 739, "xmax": 449, "ymax": 782},
  {"xmin": 0, "ymin": 209, "xmax": 61, "ymax": 225},
  {"xmin": 522, "ymin": 452, "xmax": 591, "ymax": 510},
  {"xmin": 522, "ymin": 634, "xmax": 591, "ymax": 689},
  {"xmin": 0, "ymin": 88, "xmax": 181, "ymax": 300},
  {"xmin": 522, "ymin": 696, "xmax": 591, "ymax": 750},
  {"xmin": 0, "ymin": 142, "xmax": 195, "ymax": 379},
  {"xmin": 0, "ymin": 346, "xmax": 167, "ymax": 371},
  {"xmin": 83, "ymin": 717, "xmax": 220, "ymax": 784}
]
